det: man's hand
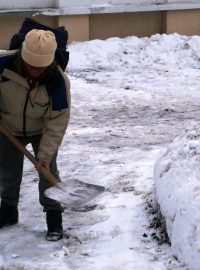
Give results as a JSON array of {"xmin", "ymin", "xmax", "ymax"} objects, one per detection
[{"xmin": 35, "ymin": 159, "xmax": 50, "ymax": 172}]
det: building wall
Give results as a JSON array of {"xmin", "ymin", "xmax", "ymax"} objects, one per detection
[
  {"xmin": 166, "ymin": 9, "xmax": 200, "ymax": 36},
  {"xmin": 0, "ymin": 8, "xmax": 200, "ymax": 49},
  {"xmin": 58, "ymin": 9, "xmax": 200, "ymax": 42},
  {"xmin": 59, "ymin": 15, "xmax": 89, "ymax": 42},
  {"xmin": 0, "ymin": 0, "xmax": 56, "ymax": 9},
  {"xmin": 58, "ymin": 0, "xmax": 200, "ymax": 14},
  {"xmin": 0, "ymin": 14, "xmax": 58, "ymax": 49},
  {"xmin": 89, "ymin": 12, "xmax": 164, "ymax": 40}
]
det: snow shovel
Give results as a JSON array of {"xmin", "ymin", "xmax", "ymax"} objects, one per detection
[{"xmin": 0, "ymin": 121, "xmax": 105, "ymax": 208}]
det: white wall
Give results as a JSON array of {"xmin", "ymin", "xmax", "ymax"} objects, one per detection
[
  {"xmin": 0, "ymin": 0, "xmax": 200, "ymax": 14},
  {"xmin": 0, "ymin": 0, "xmax": 57, "ymax": 9},
  {"xmin": 59, "ymin": 0, "xmax": 165, "ymax": 8},
  {"xmin": 58, "ymin": 0, "xmax": 200, "ymax": 14},
  {"xmin": 59, "ymin": 0, "xmax": 200, "ymax": 8}
]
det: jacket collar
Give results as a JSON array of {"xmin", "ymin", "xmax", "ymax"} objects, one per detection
[{"xmin": 1, "ymin": 68, "xmax": 30, "ymax": 89}]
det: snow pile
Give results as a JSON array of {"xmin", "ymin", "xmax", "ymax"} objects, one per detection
[
  {"xmin": 154, "ymin": 127, "xmax": 200, "ymax": 270},
  {"xmin": 69, "ymin": 33, "xmax": 200, "ymax": 71}
]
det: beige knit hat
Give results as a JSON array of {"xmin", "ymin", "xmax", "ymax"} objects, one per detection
[{"xmin": 21, "ymin": 29, "xmax": 57, "ymax": 67}]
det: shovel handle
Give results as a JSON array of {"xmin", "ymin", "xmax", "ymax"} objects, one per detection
[{"xmin": 0, "ymin": 121, "xmax": 59, "ymax": 187}]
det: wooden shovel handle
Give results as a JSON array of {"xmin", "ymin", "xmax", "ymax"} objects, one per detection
[{"xmin": 0, "ymin": 121, "xmax": 59, "ymax": 187}]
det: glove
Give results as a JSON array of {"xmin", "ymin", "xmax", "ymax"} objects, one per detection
[{"xmin": 35, "ymin": 159, "xmax": 49, "ymax": 172}]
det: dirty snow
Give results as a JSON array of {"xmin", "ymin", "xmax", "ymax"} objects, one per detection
[{"xmin": 0, "ymin": 33, "xmax": 200, "ymax": 269}]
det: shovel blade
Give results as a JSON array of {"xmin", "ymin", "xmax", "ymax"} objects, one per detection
[{"xmin": 44, "ymin": 179, "xmax": 105, "ymax": 208}]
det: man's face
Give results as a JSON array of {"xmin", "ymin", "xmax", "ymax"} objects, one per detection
[{"xmin": 23, "ymin": 62, "xmax": 47, "ymax": 79}]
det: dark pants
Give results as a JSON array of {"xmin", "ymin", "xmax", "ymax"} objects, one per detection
[{"xmin": 0, "ymin": 133, "xmax": 62, "ymax": 212}]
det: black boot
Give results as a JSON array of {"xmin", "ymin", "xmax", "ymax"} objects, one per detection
[
  {"xmin": 46, "ymin": 210, "xmax": 63, "ymax": 241},
  {"xmin": 0, "ymin": 201, "xmax": 18, "ymax": 228}
]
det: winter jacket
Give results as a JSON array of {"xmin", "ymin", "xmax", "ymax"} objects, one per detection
[{"xmin": 0, "ymin": 51, "xmax": 71, "ymax": 163}]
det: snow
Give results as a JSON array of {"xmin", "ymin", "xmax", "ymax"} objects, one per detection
[
  {"xmin": 0, "ymin": 32, "xmax": 200, "ymax": 269},
  {"xmin": 154, "ymin": 128, "xmax": 200, "ymax": 270}
]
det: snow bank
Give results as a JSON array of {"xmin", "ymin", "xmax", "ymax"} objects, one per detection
[
  {"xmin": 69, "ymin": 33, "xmax": 200, "ymax": 71},
  {"xmin": 154, "ymin": 127, "xmax": 200, "ymax": 270}
]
